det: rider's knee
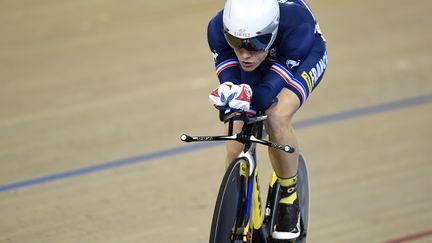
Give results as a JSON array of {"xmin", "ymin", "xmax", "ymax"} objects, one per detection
[
  {"xmin": 226, "ymin": 140, "xmax": 244, "ymax": 163},
  {"xmin": 266, "ymin": 105, "xmax": 296, "ymax": 133},
  {"xmin": 265, "ymin": 89, "xmax": 299, "ymax": 135},
  {"xmin": 265, "ymin": 113, "xmax": 294, "ymax": 138}
]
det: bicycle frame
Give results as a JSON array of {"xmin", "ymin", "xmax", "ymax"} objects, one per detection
[
  {"xmin": 220, "ymin": 112, "xmax": 270, "ymax": 242},
  {"xmin": 235, "ymin": 128, "xmax": 286, "ymax": 242},
  {"xmin": 181, "ymin": 109, "xmax": 294, "ymax": 242}
]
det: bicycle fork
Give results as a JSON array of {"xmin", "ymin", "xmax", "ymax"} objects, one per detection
[
  {"xmin": 241, "ymin": 164, "xmax": 273, "ymax": 243},
  {"xmin": 252, "ymin": 171, "xmax": 281, "ymax": 243}
]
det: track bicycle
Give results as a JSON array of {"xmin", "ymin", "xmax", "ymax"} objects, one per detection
[{"xmin": 181, "ymin": 109, "xmax": 310, "ymax": 243}]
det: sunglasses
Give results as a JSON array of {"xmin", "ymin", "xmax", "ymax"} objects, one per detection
[{"xmin": 224, "ymin": 31, "xmax": 273, "ymax": 51}]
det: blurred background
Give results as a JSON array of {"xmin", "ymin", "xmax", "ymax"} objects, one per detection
[{"xmin": 0, "ymin": 0, "xmax": 431, "ymax": 242}]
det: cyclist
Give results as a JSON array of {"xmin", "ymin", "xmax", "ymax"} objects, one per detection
[{"xmin": 207, "ymin": 0, "xmax": 327, "ymax": 240}]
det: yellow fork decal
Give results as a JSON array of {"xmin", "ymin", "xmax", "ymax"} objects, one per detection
[
  {"xmin": 243, "ymin": 221, "xmax": 251, "ymax": 242},
  {"xmin": 240, "ymin": 161, "xmax": 247, "ymax": 177},
  {"xmin": 269, "ymin": 170, "xmax": 278, "ymax": 188}
]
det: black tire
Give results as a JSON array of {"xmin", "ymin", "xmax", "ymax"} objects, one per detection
[
  {"xmin": 209, "ymin": 158, "xmax": 249, "ymax": 243},
  {"xmin": 295, "ymin": 153, "xmax": 310, "ymax": 243}
]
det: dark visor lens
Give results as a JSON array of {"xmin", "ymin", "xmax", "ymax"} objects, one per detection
[{"xmin": 224, "ymin": 31, "xmax": 272, "ymax": 51}]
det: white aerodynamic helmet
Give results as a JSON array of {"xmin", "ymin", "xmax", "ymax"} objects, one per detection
[{"xmin": 223, "ymin": 0, "xmax": 280, "ymax": 51}]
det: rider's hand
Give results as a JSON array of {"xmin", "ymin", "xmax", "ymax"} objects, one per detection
[
  {"xmin": 209, "ymin": 82, "xmax": 235, "ymax": 108},
  {"xmin": 209, "ymin": 82, "xmax": 252, "ymax": 111},
  {"xmin": 228, "ymin": 84, "xmax": 252, "ymax": 111}
]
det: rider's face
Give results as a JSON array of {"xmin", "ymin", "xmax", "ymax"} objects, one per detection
[{"xmin": 234, "ymin": 48, "xmax": 269, "ymax": 72}]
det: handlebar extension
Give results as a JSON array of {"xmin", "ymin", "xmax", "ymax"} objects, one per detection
[{"xmin": 180, "ymin": 133, "xmax": 295, "ymax": 153}]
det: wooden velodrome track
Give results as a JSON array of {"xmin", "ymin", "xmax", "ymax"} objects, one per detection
[{"xmin": 1, "ymin": 0, "xmax": 431, "ymax": 242}]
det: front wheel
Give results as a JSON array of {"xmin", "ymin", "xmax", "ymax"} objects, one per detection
[{"xmin": 209, "ymin": 158, "xmax": 249, "ymax": 243}]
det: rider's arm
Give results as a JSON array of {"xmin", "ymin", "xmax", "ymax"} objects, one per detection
[
  {"xmin": 207, "ymin": 11, "xmax": 242, "ymax": 85},
  {"xmin": 251, "ymin": 21, "xmax": 316, "ymax": 110}
]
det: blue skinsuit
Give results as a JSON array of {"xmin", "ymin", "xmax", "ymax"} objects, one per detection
[{"xmin": 207, "ymin": 0, "xmax": 328, "ymax": 110}]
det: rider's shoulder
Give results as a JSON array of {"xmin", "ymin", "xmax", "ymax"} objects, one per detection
[
  {"xmin": 207, "ymin": 10, "xmax": 225, "ymax": 42},
  {"xmin": 279, "ymin": 1, "xmax": 315, "ymax": 25},
  {"xmin": 208, "ymin": 10, "xmax": 223, "ymax": 27}
]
